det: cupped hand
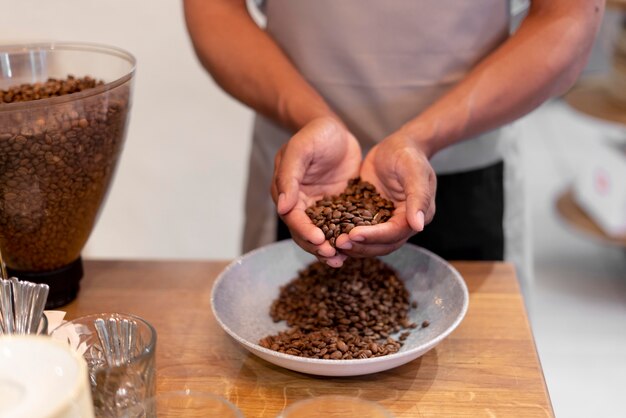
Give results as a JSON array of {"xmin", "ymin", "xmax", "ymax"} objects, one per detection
[
  {"xmin": 334, "ymin": 129, "xmax": 437, "ymax": 257},
  {"xmin": 271, "ymin": 116, "xmax": 362, "ymax": 267}
]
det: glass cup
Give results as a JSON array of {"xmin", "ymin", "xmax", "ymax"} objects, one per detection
[
  {"xmin": 50, "ymin": 313, "xmax": 156, "ymax": 418},
  {"xmin": 278, "ymin": 396, "xmax": 394, "ymax": 418}
]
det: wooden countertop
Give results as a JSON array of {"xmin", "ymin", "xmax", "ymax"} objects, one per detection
[{"xmin": 63, "ymin": 259, "xmax": 553, "ymax": 417}]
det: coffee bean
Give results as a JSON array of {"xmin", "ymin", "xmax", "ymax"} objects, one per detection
[
  {"xmin": 260, "ymin": 257, "xmax": 429, "ymax": 359},
  {"xmin": 306, "ymin": 178, "xmax": 395, "ymax": 248},
  {"xmin": 0, "ymin": 76, "xmax": 103, "ymax": 104},
  {"xmin": 0, "ymin": 75, "xmax": 130, "ymax": 271}
]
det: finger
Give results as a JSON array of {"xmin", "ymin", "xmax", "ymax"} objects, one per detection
[
  {"xmin": 272, "ymin": 146, "xmax": 302, "ymax": 215},
  {"xmin": 318, "ymin": 252, "xmax": 348, "ymax": 268},
  {"xmin": 404, "ymin": 168, "xmax": 436, "ymax": 232},
  {"xmin": 291, "ymin": 233, "xmax": 337, "ymax": 258},
  {"xmin": 424, "ymin": 172, "xmax": 437, "ymax": 224},
  {"xmin": 275, "ymin": 126, "xmax": 326, "ymax": 215},
  {"xmin": 282, "ymin": 209, "xmax": 327, "ymax": 246},
  {"xmin": 346, "ymin": 211, "xmax": 414, "ymax": 245},
  {"xmin": 270, "ymin": 147, "xmax": 283, "ymax": 204},
  {"xmin": 338, "ymin": 239, "xmax": 406, "ymax": 258}
]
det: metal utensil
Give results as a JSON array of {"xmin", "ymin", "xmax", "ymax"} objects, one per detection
[
  {"xmin": 0, "ymin": 246, "xmax": 11, "ymax": 334},
  {"xmin": 0, "ymin": 277, "xmax": 49, "ymax": 335},
  {"xmin": 0, "ymin": 245, "xmax": 8, "ymax": 282},
  {"xmin": 94, "ymin": 316, "xmax": 139, "ymax": 367},
  {"xmin": 26, "ymin": 281, "xmax": 49, "ymax": 334},
  {"xmin": 0, "ymin": 279, "xmax": 14, "ymax": 334}
]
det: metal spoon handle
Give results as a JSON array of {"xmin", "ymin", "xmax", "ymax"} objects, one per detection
[
  {"xmin": 0, "ymin": 280, "xmax": 13, "ymax": 333},
  {"xmin": 28, "ymin": 284, "xmax": 49, "ymax": 334},
  {"xmin": 95, "ymin": 318, "xmax": 115, "ymax": 367},
  {"xmin": 0, "ymin": 246, "xmax": 8, "ymax": 282},
  {"xmin": 109, "ymin": 317, "xmax": 123, "ymax": 366}
]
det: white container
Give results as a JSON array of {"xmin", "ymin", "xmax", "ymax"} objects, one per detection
[
  {"xmin": 574, "ymin": 142, "xmax": 626, "ymax": 238},
  {"xmin": 0, "ymin": 335, "xmax": 94, "ymax": 418}
]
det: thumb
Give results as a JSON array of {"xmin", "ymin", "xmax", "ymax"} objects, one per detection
[
  {"xmin": 273, "ymin": 139, "xmax": 309, "ymax": 215},
  {"xmin": 403, "ymin": 167, "xmax": 436, "ymax": 233}
]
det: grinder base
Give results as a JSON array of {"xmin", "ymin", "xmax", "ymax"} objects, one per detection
[{"xmin": 6, "ymin": 257, "xmax": 83, "ymax": 309}]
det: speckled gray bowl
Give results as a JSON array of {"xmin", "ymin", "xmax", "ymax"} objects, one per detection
[{"xmin": 211, "ymin": 240, "xmax": 468, "ymax": 377}]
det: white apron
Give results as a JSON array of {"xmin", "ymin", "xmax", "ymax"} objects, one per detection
[{"xmin": 244, "ymin": 0, "xmax": 531, "ymax": 283}]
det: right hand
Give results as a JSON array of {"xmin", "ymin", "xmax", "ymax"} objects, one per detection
[
  {"xmin": 335, "ymin": 128, "xmax": 437, "ymax": 258},
  {"xmin": 271, "ymin": 117, "xmax": 362, "ymax": 267}
]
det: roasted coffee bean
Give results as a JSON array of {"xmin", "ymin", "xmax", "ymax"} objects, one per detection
[
  {"xmin": 0, "ymin": 76, "xmax": 103, "ymax": 104},
  {"xmin": 259, "ymin": 257, "xmax": 429, "ymax": 360},
  {"xmin": 0, "ymin": 75, "xmax": 130, "ymax": 270},
  {"xmin": 306, "ymin": 178, "xmax": 395, "ymax": 248}
]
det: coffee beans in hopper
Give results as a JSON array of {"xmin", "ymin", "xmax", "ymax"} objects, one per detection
[
  {"xmin": 0, "ymin": 76, "xmax": 103, "ymax": 104},
  {"xmin": 259, "ymin": 257, "xmax": 427, "ymax": 360},
  {"xmin": 0, "ymin": 76, "xmax": 130, "ymax": 270},
  {"xmin": 305, "ymin": 178, "xmax": 395, "ymax": 247}
]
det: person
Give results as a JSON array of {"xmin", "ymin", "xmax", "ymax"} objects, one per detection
[{"xmin": 183, "ymin": 0, "xmax": 604, "ymax": 277}]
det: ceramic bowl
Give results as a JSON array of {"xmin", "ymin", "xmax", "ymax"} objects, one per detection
[{"xmin": 212, "ymin": 240, "xmax": 468, "ymax": 377}]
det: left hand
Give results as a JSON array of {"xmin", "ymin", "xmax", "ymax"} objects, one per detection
[
  {"xmin": 335, "ymin": 129, "xmax": 437, "ymax": 257},
  {"xmin": 271, "ymin": 117, "xmax": 362, "ymax": 267}
]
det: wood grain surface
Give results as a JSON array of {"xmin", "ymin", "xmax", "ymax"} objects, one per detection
[{"xmin": 62, "ymin": 259, "xmax": 553, "ymax": 417}]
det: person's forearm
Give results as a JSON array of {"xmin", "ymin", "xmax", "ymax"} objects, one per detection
[
  {"xmin": 401, "ymin": 0, "xmax": 605, "ymax": 157},
  {"xmin": 183, "ymin": 0, "xmax": 335, "ymax": 131}
]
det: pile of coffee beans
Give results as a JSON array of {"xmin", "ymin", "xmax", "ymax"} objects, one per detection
[
  {"xmin": 259, "ymin": 257, "xmax": 426, "ymax": 359},
  {"xmin": 305, "ymin": 178, "xmax": 394, "ymax": 247},
  {"xmin": 0, "ymin": 75, "xmax": 130, "ymax": 271},
  {"xmin": 1, "ymin": 76, "xmax": 104, "ymax": 104}
]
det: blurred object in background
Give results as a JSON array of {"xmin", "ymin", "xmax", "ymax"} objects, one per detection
[
  {"xmin": 565, "ymin": 1, "xmax": 626, "ymax": 124},
  {"xmin": 571, "ymin": 141, "xmax": 626, "ymax": 242},
  {"xmin": 558, "ymin": 0, "xmax": 626, "ymax": 248}
]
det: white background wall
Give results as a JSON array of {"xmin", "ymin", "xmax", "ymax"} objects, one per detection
[{"xmin": 1, "ymin": 0, "xmax": 253, "ymax": 260}]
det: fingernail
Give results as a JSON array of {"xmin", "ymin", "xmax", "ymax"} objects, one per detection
[
  {"xmin": 278, "ymin": 193, "xmax": 286, "ymax": 207},
  {"xmin": 327, "ymin": 259, "xmax": 343, "ymax": 268},
  {"xmin": 337, "ymin": 241, "xmax": 352, "ymax": 250},
  {"xmin": 416, "ymin": 211, "xmax": 425, "ymax": 231},
  {"xmin": 351, "ymin": 235, "xmax": 365, "ymax": 242},
  {"xmin": 317, "ymin": 248, "xmax": 335, "ymax": 257}
]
